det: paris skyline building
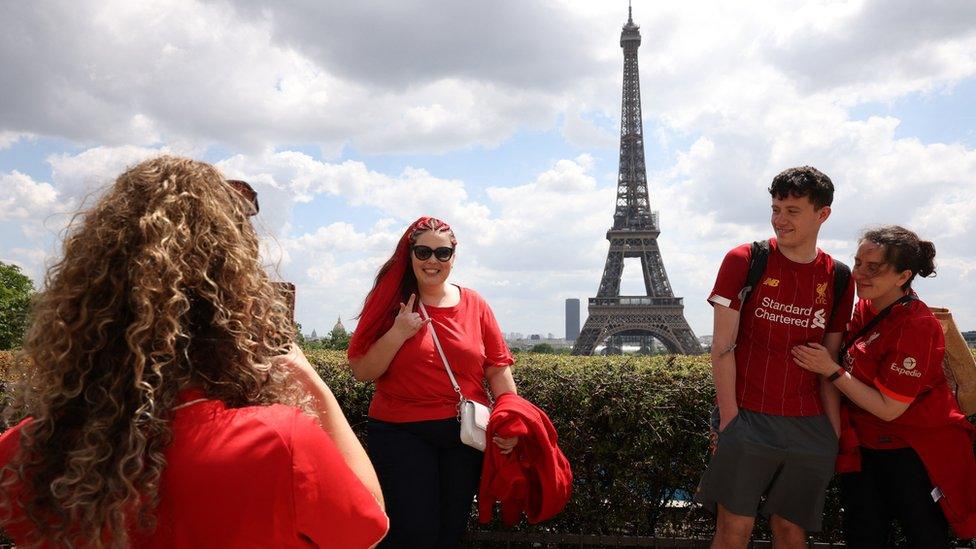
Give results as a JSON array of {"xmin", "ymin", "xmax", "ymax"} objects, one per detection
[
  {"xmin": 572, "ymin": 6, "xmax": 703, "ymax": 356},
  {"xmin": 565, "ymin": 298, "xmax": 580, "ymax": 341}
]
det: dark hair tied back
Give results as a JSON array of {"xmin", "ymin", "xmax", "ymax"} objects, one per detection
[
  {"xmin": 861, "ymin": 225, "xmax": 936, "ymax": 290},
  {"xmin": 915, "ymin": 240, "xmax": 937, "ymax": 278}
]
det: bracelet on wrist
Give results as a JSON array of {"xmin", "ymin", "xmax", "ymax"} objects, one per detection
[{"xmin": 826, "ymin": 368, "xmax": 844, "ymax": 383}]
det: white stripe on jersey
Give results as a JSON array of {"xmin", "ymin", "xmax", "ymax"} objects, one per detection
[{"xmin": 709, "ymin": 294, "xmax": 732, "ymax": 308}]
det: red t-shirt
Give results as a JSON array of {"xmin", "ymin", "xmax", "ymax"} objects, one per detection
[
  {"xmin": 0, "ymin": 393, "xmax": 388, "ymax": 548},
  {"xmin": 708, "ymin": 239, "xmax": 855, "ymax": 416},
  {"xmin": 842, "ymin": 297, "xmax": 950, "ymax": 449},
  {"xmin": 369, "ymin": 287, "xmax": 514, "ymax": 423}
]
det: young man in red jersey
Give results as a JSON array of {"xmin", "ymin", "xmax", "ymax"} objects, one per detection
[{"xmin": 694, "ymin": 166, "xmax": 855, "ymax": 549}]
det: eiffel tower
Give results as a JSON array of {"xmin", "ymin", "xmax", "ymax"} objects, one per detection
[{"xmin": 572, "ymin": 5, "xmax": 703, "ymax": 356}]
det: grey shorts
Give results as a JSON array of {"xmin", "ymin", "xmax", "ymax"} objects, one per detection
[{"xmin": 694, "ymin": 407, "xmax": 838, "ymax": 532}]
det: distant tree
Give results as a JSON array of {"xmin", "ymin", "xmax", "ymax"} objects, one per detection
[
  {"xmin": 326, "ymin": 329, "xmax": 350, "ymax": 351},
  {"xmin": 0, "ymin": 262, "xmax": 35, "ymax": 349},
  {"xmin": 529, "ymin": 343, "xmax": 555, "ymax": 354}
]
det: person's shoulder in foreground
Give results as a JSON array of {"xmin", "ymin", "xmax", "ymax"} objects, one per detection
[
  {"xmin": 155, "ymin": 398, "xmax": 389, "ymax": 548},
  {"xmin": 0, "ymin": 398, "xmax": 388, "ymax": 549}
]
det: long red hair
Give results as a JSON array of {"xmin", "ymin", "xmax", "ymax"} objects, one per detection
[{"xmin": 347, "ymin": 216, "xmax": 456, "ymax": 359}]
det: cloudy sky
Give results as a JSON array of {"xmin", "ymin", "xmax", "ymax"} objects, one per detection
[{"xmin": 2, "ymin": 0, "xmax": 975, "ymax": 340}]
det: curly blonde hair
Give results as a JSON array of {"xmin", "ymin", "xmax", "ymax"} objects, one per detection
[{"xmin": 0, "ymin": 156, "xmax": 302, "ymax": 547}]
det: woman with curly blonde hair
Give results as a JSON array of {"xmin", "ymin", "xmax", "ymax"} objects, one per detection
[{"xmin": 0, "ymin": 156, "xmax": 388, "ymax": 547}]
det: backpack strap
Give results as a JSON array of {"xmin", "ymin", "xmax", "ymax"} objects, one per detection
[
  {"xmin": 738, "ymin": 239, "xmax": 770, "ymax": 306},
  {"xmin": 829, "ymin": 259, "xmax": 851, "ymax": 327}
]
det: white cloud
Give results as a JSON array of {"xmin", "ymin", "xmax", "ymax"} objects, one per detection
[
  {"xmin": 0, "ymin": 132, "xmax": 31, "ymax": 150},
  {"xmin": 46, "ymin": 145, "xmax": 175, "ymax": 200},
  {"xmin": 0, "ymin": 0, "xmax": 603, "ymax": 155},
  {"xmin": 3, "ymin": 0, "xmax": 976, "ymax": 337},
  {"xmin": 204, "ymin": 151, "xmax": 618, "ymax": 332},
  {"xmin": 0, "ymin": 171, "xmax": 60, "ymax": 220},
  {"xmin": 562, "ymin": 106, "xmax": 618, "ymax": 149},
  {"xmin": 215, "ymin": 149, "xmax": 491, "ymax": 234}
]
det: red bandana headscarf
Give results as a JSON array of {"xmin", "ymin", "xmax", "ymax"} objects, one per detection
[{"xmin": 347, "ymin": 216, "xmax": 455, "ymax": 360}]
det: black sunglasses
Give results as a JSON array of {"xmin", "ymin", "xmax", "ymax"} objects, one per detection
[
  {"xmin": 226, "ymin": 179, "xmax": 259, "ymax": 216},
  {"xmin": 411, "ymin": 245, "xmax": 455, "ymax": 262}
]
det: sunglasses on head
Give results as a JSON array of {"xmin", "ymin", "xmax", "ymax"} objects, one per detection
[
  {"xmin": 226, "ymin": 179, "xmax": 259, "ymax": 216},
  {"xmin": 411, "ymin": 245, "xmax": 455, "ymax": 262}
]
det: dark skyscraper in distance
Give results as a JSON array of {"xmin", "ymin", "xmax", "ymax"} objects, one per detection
[{"xmin": 565, "ymin": 298, "xmax": 580, "ymax": 341}]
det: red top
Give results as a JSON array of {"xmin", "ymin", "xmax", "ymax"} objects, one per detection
[
  {"xmin": 369, "ymin": 287, "xmax": 514, "ymax": 423},
  {"xmin": 842, "ymin": 297, "xmax": 948, "ymax": 448},
  {"xmin": 478, "ymin": 393, "xmax": 573, "ymax": 526},
  {"xmin": 836, "ymin": 297, "xmax": 976, "ymax": 538},
  {"xmin": 708, "ymin": 239, "xmax": 855, "ymax": 416},
  {"xmin": 0, "ymin": 392, "xmax": 388, "ymax": 548}
]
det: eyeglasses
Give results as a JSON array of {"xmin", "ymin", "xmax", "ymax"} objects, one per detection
[
  {"xmin": 853, "ymin": 259, "xmax": 888, "ymax": 278},
  {"xmin": 226, "ymin": 179, "xmax": 259, "ymax": 216},
  {"xmin": 411, "ymin": 245, "xmax": 455, "ymax": 262}
]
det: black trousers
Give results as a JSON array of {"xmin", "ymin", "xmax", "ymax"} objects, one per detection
[
  {"xmin": 367, "ymin": 418, "xmax": 483, "ymax": 549},
  {"xmin": 840, "ymin": 447, "xmax": 950, "ymax": 549}
]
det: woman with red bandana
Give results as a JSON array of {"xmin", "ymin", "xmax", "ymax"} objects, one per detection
[
  {"xmin": 348, "ymin": 217, "xmax": 519, "ymax": 548},
  {"xmin": 793, "ymin": 226, "xmax": 976, "ymax": 547}
]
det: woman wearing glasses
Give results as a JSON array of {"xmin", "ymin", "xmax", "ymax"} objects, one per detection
[
  {"xmin": 0, "ymin": 156, "xmax": 387, "ymax": 547},
  {"xmin": 348, "ymin": 216, "xmax": 518, "ymax": 548},
  {"xmin": 793, "ymin": 226, "xmax": 976, "ymax": 547}
]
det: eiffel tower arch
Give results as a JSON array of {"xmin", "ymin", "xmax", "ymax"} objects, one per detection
[{"xmin": 573, "ymin": 5, "xmax": 703, "ymax": 356}]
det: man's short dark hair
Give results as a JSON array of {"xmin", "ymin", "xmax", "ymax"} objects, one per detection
[{"xmin": 768, "ymin": 166, "xmax": 834, "ymax": 209}]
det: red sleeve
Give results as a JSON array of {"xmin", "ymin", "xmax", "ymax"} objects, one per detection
[
  {"xmin": 827, "ymin": 260, "xmax": 856, "ymax": 333},
  {"xmin": 707, "ymin": 244, "xmax": 751, "ymax": 311},
  {"xmin": 0, "ymin": 420, "xmax": 25, "ymax": 464},
  {"xmin": 290, "ymin": 412, "xmax": 388, "ymax": 548},
  {"xmin": 480, "ymin": 297, "xmax": 514, "ymax": 368},
  {"xmin": 873, "ymin": 315, "xmax": 944, "ymax": 403}
]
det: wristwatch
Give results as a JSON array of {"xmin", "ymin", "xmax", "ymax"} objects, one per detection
[{"xmin": 826, "ymin": 368, "xmax": 844, "ymax": 383}]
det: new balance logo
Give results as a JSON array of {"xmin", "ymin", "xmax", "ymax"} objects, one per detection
[{"xmin": 763, "ymin": 277, "xmax": 780, "ymax": 287}]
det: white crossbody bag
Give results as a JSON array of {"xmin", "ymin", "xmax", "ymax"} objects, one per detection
[{"xmin": 419, "ymin": 301, "xmax": 490, "ymax": 452}]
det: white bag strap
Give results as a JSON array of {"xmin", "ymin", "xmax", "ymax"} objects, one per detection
[{"xmin": 418, "ymin": 301, "xmax": 464, "ymax": 404}]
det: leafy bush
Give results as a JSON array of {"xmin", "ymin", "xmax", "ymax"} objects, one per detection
[
  {"xmin": 3, "ymin": 348, "xmax": 975, "ymax": 543},
  {"xmin": 306, "ymin": 350, "xmax": 771, "ymax": 539},
  {"xmin": 0, "ymin": 262, "xmax": 34, "ymax": 350}
]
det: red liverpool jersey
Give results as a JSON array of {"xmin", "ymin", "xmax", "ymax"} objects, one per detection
[
  {"xmin": 708, "ymin": 239, "xmax": 855, "ymax": 416},
  {"xmin": 842, "ymin": 297, "xmax": 950, "ymax": 448}
]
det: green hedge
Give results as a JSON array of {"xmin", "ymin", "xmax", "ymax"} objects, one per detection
[
  {"xmin": 3, "ymin": 349, "xmax": 975, "ymax": 543},
  {"xmin": 309, "ymin": 349, "xmax": 837, "ymax": 541}
]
